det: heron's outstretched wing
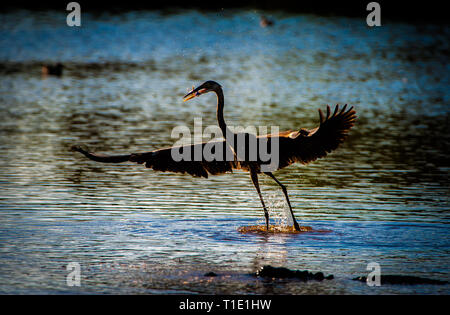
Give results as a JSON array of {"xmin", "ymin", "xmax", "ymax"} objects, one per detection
[
  {"xmin": 265, "ymin": 104, "xmax": 356, "ymax": 170},
  {"xmin": 72, "ymin": 140, "xmax": 234, "ymax": 178},
  {"xmin": 73, "ymin": 104, "xmax": 355, "ymax": 175}
]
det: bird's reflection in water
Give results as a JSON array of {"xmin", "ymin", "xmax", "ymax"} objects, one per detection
[{"xmin": 251, "ymin": 234, "xmax": 290, "ymax": 273}]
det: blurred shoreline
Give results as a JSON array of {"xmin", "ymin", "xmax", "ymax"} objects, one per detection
[{"xmin": 0, "ymin": 0, "xmax": 448, "ymax": 24}]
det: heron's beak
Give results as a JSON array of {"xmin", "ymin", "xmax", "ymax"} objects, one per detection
[{"xmin": 183, "ymin": 87, "xmax": 207, "ymax": 102}]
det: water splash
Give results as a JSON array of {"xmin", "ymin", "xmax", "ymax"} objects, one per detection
[{"xmin": 265, "ymin": 190, "xmax": 294, "ymax": 227}]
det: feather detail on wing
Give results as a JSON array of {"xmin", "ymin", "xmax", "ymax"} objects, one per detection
[{"xmin": 266, "ymin": 104, "xmax": 356, "ymax": 170}]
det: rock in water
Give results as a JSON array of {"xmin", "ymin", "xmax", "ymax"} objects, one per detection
[
  {"xmin": 255, "ymin": 265, "xmax": 333, "ymax": 282},
  {"xmin": 204, "ymin": 272, "xmax": 218, "ymax": 277}
]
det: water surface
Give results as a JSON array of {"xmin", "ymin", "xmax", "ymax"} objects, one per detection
[{"xmin": 0, "ymin": 10, "xmax": 449, "ymax": 294}]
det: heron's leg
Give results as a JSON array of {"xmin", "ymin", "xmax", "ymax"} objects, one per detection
[
  {"xmin": 264, "ymin": 172, "xmax": 300, "ymax": 231},
  {"xmin": 250, "ymin": 170, "xmax": 270, "ymax": 231}
]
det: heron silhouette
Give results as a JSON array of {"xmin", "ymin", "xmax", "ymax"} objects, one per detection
[{"xmin": 73, "ymin": 81, "xmax": 356, "ymax": 231}]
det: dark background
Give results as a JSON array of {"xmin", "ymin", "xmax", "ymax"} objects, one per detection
[{"xmin": 0, "ymin": 0, "xmax": 447, "ymax": 24}]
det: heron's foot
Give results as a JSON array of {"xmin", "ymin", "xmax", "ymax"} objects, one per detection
[
  {"xmin": 293, "ymin": 221, "xmax": 300, "ymax": 232},
  {"xmin": 264, "ymin": 213, "xmax": 270, "ymax": 231}
]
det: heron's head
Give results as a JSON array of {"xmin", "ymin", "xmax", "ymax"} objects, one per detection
[{"xmin": 183, "ymin": 81, "xmax": 221, "ymax": 102}]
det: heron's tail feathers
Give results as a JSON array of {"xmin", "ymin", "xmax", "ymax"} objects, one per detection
[{"xmin": 71, "ymin": 145, "xmax": 132, "ymax": 163}]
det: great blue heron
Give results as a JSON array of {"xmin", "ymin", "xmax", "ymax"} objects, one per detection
[{"xmin": 73, "ymin": 81, "xmax": 356, "ymax": 231}]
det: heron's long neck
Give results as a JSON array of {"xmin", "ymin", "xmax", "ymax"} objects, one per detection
[{"xmin": 215, "ymin": 87, "xmax": 233, "ymax": 139}]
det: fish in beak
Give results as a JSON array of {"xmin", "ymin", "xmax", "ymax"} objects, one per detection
[{"xmin": 183, "ymin": 85, "xmax": 208, "ymax": 102}]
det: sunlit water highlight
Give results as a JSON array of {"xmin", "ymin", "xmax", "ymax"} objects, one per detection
[{"xmin": 0, "ymin": 10, "xmax": 449, "ymax": 294}]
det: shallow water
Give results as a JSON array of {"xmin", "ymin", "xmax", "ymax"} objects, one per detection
[{"xmin": 0, "ymin": 10, "xmax": 449, "ymax": 294}]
